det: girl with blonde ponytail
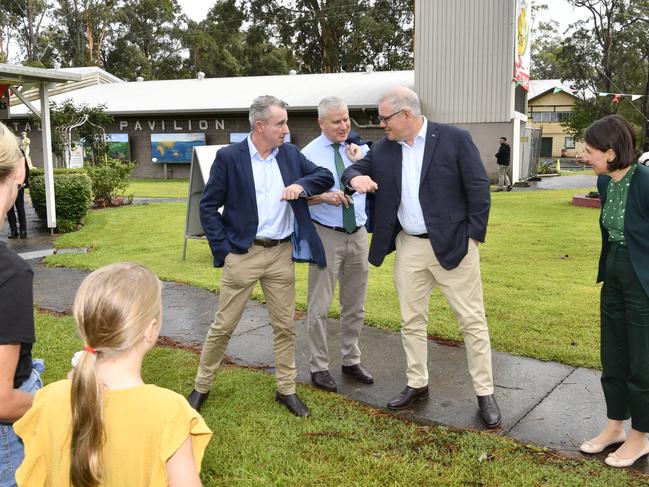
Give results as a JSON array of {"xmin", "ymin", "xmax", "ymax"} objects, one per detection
[{"xmin": 14, "ymin": 263, "xmax": 212, "ymax": 486}]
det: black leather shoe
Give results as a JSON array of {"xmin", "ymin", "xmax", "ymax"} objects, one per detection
[
  {"xmin": 7, "ymin": 230, "xmax": 19, "ymax": 239},
  {"xmin": 342, "ymin": 364, "xmax": 374, "ymax": 384},
  {"xmin": 311, "ymin": 370, "xmax": 337, "ymax": 391},
  {"xmin": 187, "ymin": 389, "xmax": 209, "ymax": 411},
  {"xmin": 506, "ymin": 185, "xmax": 513, "ymax": 192},
  {"xmin": 386, "ymin": 385, "xmax": 429, "ymax": 410},
  {"xmin": 19, "ymin": 230, "xmax": 27, "ymax": 238},
  {"xmin": 477, "ymin": 394, "xmax": 501, "ymax": 429},
  {"xmin": 275, "ymin": 392, "xmax": 310, "ymax": 417}
]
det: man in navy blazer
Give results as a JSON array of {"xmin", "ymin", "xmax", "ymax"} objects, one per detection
[
  {"xmin": 342, "ymin": 86, "xmax": 501, "ymax": 428},
  {"xmin": 187, "ymin": 95, "xmax": 334, "ymax": 417}
]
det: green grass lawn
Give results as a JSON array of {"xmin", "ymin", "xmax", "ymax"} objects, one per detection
[
  {"xmin": 48, "ymin": 187, "xmax": 604, "ymax": 369},
  {"xmin": 34, "ymin": 312, "xmax": 646, "ymax": 486},
  {"xmin": 125, "ymin": 177, "xmax": 189, "ymax": 198}
]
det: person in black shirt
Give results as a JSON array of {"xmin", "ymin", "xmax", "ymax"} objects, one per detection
[
  {"xmin": 495, "ymin": 136, "xmax": 512, "ymax": 191},
  {"xmin": 6, "ymin": 153, "xmax": 30, "ymax": 239},
  {"xmin": 0, "ymin": 121, "xmax": 42, "ymax": 487}
]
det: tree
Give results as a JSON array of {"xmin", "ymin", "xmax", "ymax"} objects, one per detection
[
  {"xmin": 50, "ymin": 0, "xmax": 120, "ymax": 66},
  {"xmin": 248, "ymin": 0, "xmax": 413, "ymax": 74},
  {"xmin": 540, "ymin": 0, "xmax": 649, "ymax": 143},
  {"xmin": 0, "ymin": 0, "xmax": 52, "ymax": 65},
  {"xmin": 103, "ymin": 0, "xmax": 187, "ymax": 80},
  {"xmin": 29, "ymin": 99, "xmax": 114, "ymax": 164}
]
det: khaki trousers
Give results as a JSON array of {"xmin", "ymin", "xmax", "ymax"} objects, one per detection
[
  {"xmin": 306, "ymin": 224, "xmax": 369, "ymax": 372},
  {"xmin": 394, "ymin": 232, "xmax": 494, "ymax": 395},
  {"xmin": 195, "ymin": 242, "xmax": 297, "ymax": 395},
  {"xmin": 497, "ymin": 164, "xmax": 511, "ymax": 190}
]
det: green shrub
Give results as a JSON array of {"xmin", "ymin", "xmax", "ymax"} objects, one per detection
[
  {"xmin": 30, "ymin": 172, "xmax": 93, "ymax": 233},
  {"xmin": 86, "ymin": 159, "xmax": 134, "ymax": 205},
  {"xmin": 536, "ymin": 160, "xmax": 555, "ymax": 175}
]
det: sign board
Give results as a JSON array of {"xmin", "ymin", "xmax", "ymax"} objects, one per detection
[
  {"xmin": 152, "ymin": 133, "xmax": 206, "ymax": 163},
  {"xmin": 183, "ymin": 144, "xmax": 227, "ymax": 259},
  {"xmin": 0, "ymin": 85, "xmax": 10, "ymax": 120},
  {"xmin": 514, "ymin": 0, "xmax": 531, "ymax": 91},
  {"xmin": 69, "ymin": 142, "xmax": 84, "ymax": 168}
]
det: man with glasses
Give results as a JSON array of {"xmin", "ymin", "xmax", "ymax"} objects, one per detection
[{"xmin": 342, "ymin": 86, "xmax": 501, "ymax": 429}]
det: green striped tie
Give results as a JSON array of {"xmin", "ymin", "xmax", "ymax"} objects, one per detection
[{"xmin": 332, "ymin": 143, "xmax": 357, "ymax": 233}]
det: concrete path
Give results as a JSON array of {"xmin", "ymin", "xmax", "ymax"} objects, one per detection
[{"xmin": 5, "ymin": 186, "xmax": 648, "ymax": 474}]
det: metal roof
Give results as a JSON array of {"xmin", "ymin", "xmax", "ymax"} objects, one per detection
[
  {"xmin": 0, "ymin": 63, "xmax": 82, "ymax": 86},
  {"xmin": 528, "ymin": 79, "xmax": 576, "ymax": 101},
  {"xmin": 11, "ymin": 70, "xmax": 414, "ymax": 116}
]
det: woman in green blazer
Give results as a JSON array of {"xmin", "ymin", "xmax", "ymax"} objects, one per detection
[{"xmin": 578, "ymin": 115, "xmax": 649, "ymax": 468}]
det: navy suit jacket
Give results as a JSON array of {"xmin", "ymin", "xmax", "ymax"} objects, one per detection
[
  {"xmin": 597, "ymin": 164, "xmax": 649, "ymax": 296},
  {"xmin": 200, "ymin": 140, "xmax": 334, "ymax": 268},
  {"xmin": 342, "ymin": 121, "xmax": 491, "ymax": 270}
]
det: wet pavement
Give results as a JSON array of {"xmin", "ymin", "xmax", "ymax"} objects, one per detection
[
  {"xmin": 515, "ymin": 174, "xmax": 598, "ymax": 191},
  {"xmin": 6, "ymin": 186, "xmax": 649, "ymax": 474}
]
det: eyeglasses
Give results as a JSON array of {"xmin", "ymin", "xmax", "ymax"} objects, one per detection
[
  {"xmin": 16, "ymin": 183, "xmax": 25, "ymax": 191},
  {"xmin": 378, "ymin": 109, "xmax": 405, "ymax": 124}
]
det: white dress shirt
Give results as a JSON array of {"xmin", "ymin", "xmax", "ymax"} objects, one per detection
[
  {"xmin": 247, "ymin": 135, "xmax": 294, "ymax": 239},
  {"xmin": 397, "ymin": 117, "xmax": 428, "ymax": 235},
  {"xmin": 302, "ymin": 133, "xmax": 368, "ymax": 227}
]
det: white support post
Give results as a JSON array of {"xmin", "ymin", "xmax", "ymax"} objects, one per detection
[
  {"xmin": 39, "ymin": 82, "xmax": 56, "ymax": 229},
  {"xmin": 512, "ymin": 111, "xmax": 528, "ymax": 183}
]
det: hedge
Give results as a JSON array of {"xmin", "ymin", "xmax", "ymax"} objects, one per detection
[{"xmin": 29, "ymin": 172, "xmax": 93, "ymax": 233}]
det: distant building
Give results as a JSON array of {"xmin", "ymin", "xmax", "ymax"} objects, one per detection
[
  {"xmin": 9, "ymin": 69, "xmax": 409, "ymax": 179},
  {"xmin": 528, "ymin": 80, "xmax": 585, "ymax": 159}
]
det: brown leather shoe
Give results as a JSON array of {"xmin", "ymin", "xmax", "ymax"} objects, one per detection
[
  {"xmin": 477, "ymin": 394, "xmax": 501, "ymax": 429},
  {"xmin": 387, "ymin": 385, "xmax": 429, "ymax": 409},
  {"xmin": 187, "ymin": 389, "xmax": 209, "ymax": 411},
  {"xmin": 342, "ymin": 363, "xmax": 374, "ymax": 384},
  {"xmin": 311, "ymin": 370, "xmax": 337, "ymax": 392},
  {"xmin": 275, "ymin": 392, "xmax": 310, "ymax": 417}
]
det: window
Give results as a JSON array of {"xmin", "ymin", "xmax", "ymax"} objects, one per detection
[
  {"xmin": 531, "ymin": 111, "xmax": 572, "ymax": 123},
  {"xmin": 565, "ymin": 137, "xmax": 575, "ymax": 149}
]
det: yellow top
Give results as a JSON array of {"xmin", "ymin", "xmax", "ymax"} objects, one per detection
[{"xmin": 14, "ymin": 380, "xmax": 212, "ymax": 486}]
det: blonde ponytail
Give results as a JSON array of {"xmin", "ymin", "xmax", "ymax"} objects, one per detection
[{"xmin": 70, "ymin": 351, "xmax": 104, "ymax": 487}]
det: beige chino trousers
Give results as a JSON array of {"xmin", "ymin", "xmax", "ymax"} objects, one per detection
[
  {"xmin": 393, "ymin": 232, "xmax": 494, "ymax": 396},
  {"xmin": 195, "ymin": 242, "xmax": 297, "ymax": 395},
  {"xmin": 306, "ymin": 224, "xmax": 369, "ymax": 372}
]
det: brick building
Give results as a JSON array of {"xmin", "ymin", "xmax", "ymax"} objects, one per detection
[{"xmin": 9, "ymin": 68, "xmax": 408, "ymax": 179}]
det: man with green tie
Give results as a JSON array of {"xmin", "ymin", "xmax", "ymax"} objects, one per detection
[{"xmin": 301, "ymin": 96, "xmax": 374, "ymax": 392}]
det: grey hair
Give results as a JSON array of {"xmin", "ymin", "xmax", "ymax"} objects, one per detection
[
  {"xmin": 249, "ymin": 95, "xmax": 289, "ymax": 130},
  {"xmin": 378, "ymin": 87, "xmax": 422, "ymax": 117},
  {"xmin": 0, "ymin": 122, "xmax": 21, "ymax": 183},
  {"xmin": 317, "ymin": 96, "xmax": 347, "ymax": 119}
]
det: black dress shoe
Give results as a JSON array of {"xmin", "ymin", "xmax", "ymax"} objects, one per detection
[
  {"xmin": 386, "ymin": 385, "xmax": 429, "ymax": 410},
  {"xmin": 275, "ymin": 392, "xmax": 310, "ymax": 417},
  {"xmin": 7, "ymin": 230, "xmax": 19, "ymax": 239},
  {"xmin": 311, "ymin": 370, "xmax": 337, "ymax": 391},
  {"xmin": 187, "ymin": 389, "xmax": 209, "ymax": 411},
  {"xmin": 477, "ymin": 394, "xmax": 501, "ymax": 429},
  {"xmin": 19, "ymin": 230, "xmax": 27, "ymax": 238},
  {"xmin": 342, "ymin": 363, "xmax": 374, "ymax": 384}
]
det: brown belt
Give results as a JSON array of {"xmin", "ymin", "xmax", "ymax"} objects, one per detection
[{"xmin": 253, "ymin": 236, "xmax": 291, "ymax": 247}]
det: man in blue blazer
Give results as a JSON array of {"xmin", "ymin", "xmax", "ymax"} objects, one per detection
[
  {"xmin": 187, "ymin": 95, "xmax": 334, "ymax": 417},
  {"xmin": 342, "ymin": 86, "xmax": 501, "ymax": 428}
]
